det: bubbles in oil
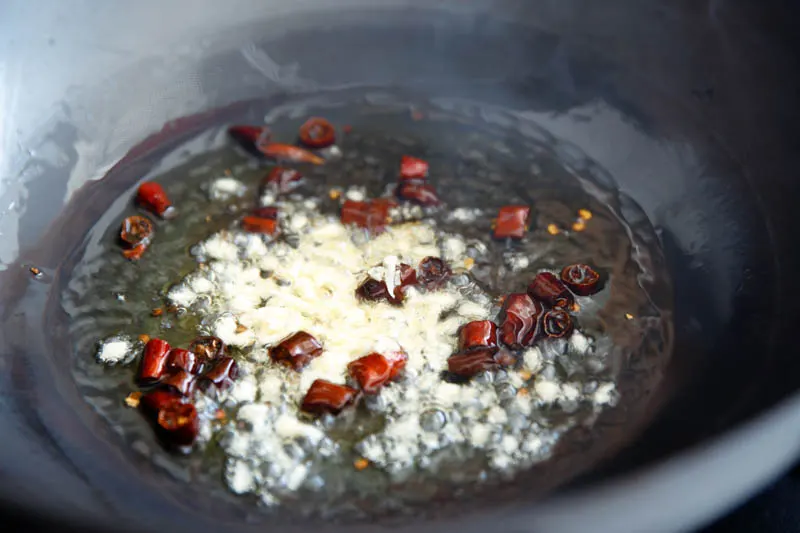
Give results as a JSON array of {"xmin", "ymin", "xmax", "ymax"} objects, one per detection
[{"xmin": 61, "ymin": 91, "xmax": 672, "ymax": 519}]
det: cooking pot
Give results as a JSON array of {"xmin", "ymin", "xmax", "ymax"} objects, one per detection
[{"xmin": 2, "ymin": 1, "xmax": 800, "ymax": 531}]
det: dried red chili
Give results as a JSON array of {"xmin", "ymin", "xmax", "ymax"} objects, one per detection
[
  {"xmin": 160, "ymin": 370, "xmax": 197, "ymax": 397},
  {"xmin": 298, "ymin": 117, "xmax": 336, "ymax": 148},
  {"xmin": 258, "ymin": 142, "xmax": 325, "ymax": 165},
  {"xmin": 241, "ymin": 214, "xmax": 279, "ymax": 235},
  {"xmin": 528, "ymin": 272, "xmax": 574, "ymax": 309},
  {"xmin": 122, "ymin": 243, "xmax": 149, "ymax": 261},
  {"xmin": 166, "ymin": 348, "xmax": 201, "ymax": 374},
  {"xmin": 542, "ymin": 309, "xmax": 574, "ymax": 338},
  {"xmin": 270, "ymin": 331, "xmax": 323, "ymax": 371},
  {"xmin": 355, "ymin": 278, "xmax": 391, "ymax": 303},
  {"xmin": 560, "ymin": 263, "xmax": 602, "ymax": 296},
  {"xmin": 493, "ymin": 205, "xmax": 531, "ymax": 239},
  {"xmin": 140, "ymin": 390, "xmax": 182, "ymax": 413},
  {"xmin": 458, "ymin": 320, "xmax": 499, "ymax": 352},
  {"xmin": 396, "ymin": 182, "xmax": 441, "ymax": 206},
  {"xmin": 447, "ymin": 347, "xmax": 499, "ymax": 377},
  {"xmin": 417, "ymin": 256, "xmax": 451, "ymax": 290},
  {"xmin": 261, "ymin": 167, "xmax": 303, "ymax": 194},
  {"xmin": 136, "ymin": 182, "xmax": 175, "ymax": 219},
  {"xmin": 301, "ymin": 379, "xmax": 358, "ymax": 415},
  {"xmin": 156, "ymin": 402, "xmax": 199, "ymax": 446},
  {"xmin": 200, "ymin": 356, "xmax": 239, "ymax": 389},
  {"xmin": 399, "ymin": 155, "xmax": 429, "ymax": 180},
  {"xmin": 228, "ymin": 125, "xmax": 271, "ymax": 153},
  {"xmin": 347, "ymin": 353, "xmax": 392, "ymax": 394},
  {"xmin": 120, "ymin": 215, "xmax": 154, "ymax": 247},
  {"xmin": 384, "ymin": 350, "xmax": 409, "ymax": 380},
  {"xmin": 189, "ymin": 336, "xmax": 226, "ymax": 363},
  {"xmin": 139, "ymin": 338, "xmax": 171, "ymax": 383},
  {"xmin": 499, "ymin": 293, "xmax": 543, "ymax": 348},
  {"xmin": 340, "ymin": 199, "xmax": 393, "ymax": 233}
]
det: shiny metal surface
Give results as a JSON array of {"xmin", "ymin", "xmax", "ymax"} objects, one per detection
[{"xmin": 1, "ymin": 1, "xmax": 799, "ymax": 531}]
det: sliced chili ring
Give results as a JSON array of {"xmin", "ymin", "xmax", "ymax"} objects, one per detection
[
  {"xmin": 542, "ymin": 309, "xmax": 574, "ymax": 338},
  {"xmin": 156, "ymin": 402, "xmax": 199, "ymax": 446},
  {"xmin": 298, "ymin": 117, "xmax": 336, "ymax": 148},
  {"xmin": 120, "ymin": 215, "xmax": 154, "ymax": 247},
  {"xmin": 560, "ymin": 263, "xmax": 603, "ymax": 296},
  {"xmin": 301, "ymin": 379, "xmax": 358, "ymax": 415}
]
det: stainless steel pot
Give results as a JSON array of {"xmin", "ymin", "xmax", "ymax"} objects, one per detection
[{"xmin": 1, "ymin": 1, "xmax": 799, "ymax": 531}]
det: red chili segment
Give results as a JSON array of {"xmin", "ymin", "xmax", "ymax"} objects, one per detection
[
  {"xmin": 396, "ymin": 182, "xmax": 441, "ymax": 205},
  {"xmin": 270, "ymin": 331, "xmax": 323, "ymax": 371},
  {"xmin": 160, "ymin": 370, "xmax": 197, "ymax": 397},
  {"xmin": 542, "ymin": 309, "xmax": 574, "ymax": 338},
  {"xmin": 458, "ymin": 320, "xmax": 499, "ymax": 352},
  {"xmin": 200, "ymin": 356, "xmax": 239, "ymax": 389},
  {"xmin": 261, "ymin": 167, "xmax": 303, "ymax": 194},
  {"xmin": 258, "ymin": 143, "xmax": 325, "ymax": 165},
  {"xmin": 493, "ymin": 205, "xmax": 531, "ymax": 239},
  {"xmin": 340, "ymin": 199, "xmax": 394, "ymax": 233},
  {"xmin": 189, "ymin": 336, "xmax": 226, "ymax": 363},
  {"xmin": 228, "ymin": 125, "xmax": 271, "ymax": 154},
  {"xmin": 399, "ymin": 155, "xmax": 429, "ymax": 180},
  {"xmin": 347, "ymin": 353, "xmax": 392, "ymax": 394},
  {"xmin": 156, "ymin": 402, "xmax": 199, "ymax": 446},
  {"xmin": 299, "ymin": 117, "xmax": 336, "ymax": 148},
  {"xmin": 166, "ymin": 348, "xmax": 201, "ymax": 374},
  {"xmin": 140, "ymin": 390, "xmax": 183, "ymax": 413},
  {"xmin": 120, "ymin": 216, "xmax": 154, "ymax": 247},
  {"xmin": 527, "ymin": 272, "xmax": 574, "ymax": 309},
  {"xmin": 447, "ymin": 347, "xmax": 499, "ymax": 377},
  {"xmin": 136, "ymin": 182, "xmax": 174, "ymax": 218},
  {"xmin": 241, "ymin": 214, "xmax": 279, "ymax": 235},
  {"xmin": 139, "ymin": 338, "xmax": 171, "ymax": 383},
  {"xmin": 417, "ymin": 256, "xmax": 451, "ymax": 290},
  {"xmin": 301, "ymin": 379, "xmax": 358, "ymax": 415},
  {"xmin": 122, "ymin": 243, "xmax": 149, "ymax": 261},
  {"xmin": 560, "ymin": 264, "xmax": 602, "ymax": 296},
  {"xmin": 499, "ymin": 293, "xmax": 543, "ymax": 348}
]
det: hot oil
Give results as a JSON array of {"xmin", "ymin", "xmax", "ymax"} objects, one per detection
[{"xmin": 62, "ymin": 93, "xmax": 673, "ymax": 517}]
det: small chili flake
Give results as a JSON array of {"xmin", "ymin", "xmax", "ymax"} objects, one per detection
[
  {"xmin": 151, "ymin": 308, "xmax": 163, "ymax": 317},
  {"xmin": 138, "ymin": 334, "xmax": 151, "ymax": 344},
  {"xmin": 464, "ymin": 257, "xmax": 475, "ymax": 270},
  {"xmin": 572, "ymin": 219, "xmax": 587, "ymax": 232},
  {"xmin": 625, "ymin": 313, "xmax": 635, "ymax": 320},
  {"xmin": 354, "ymin": 457, "xmax": 370, "ymax": 470},
  {"xmin": 298, "ymin": 117, "xmax": 336, "ymax": 149},
  {"xmin": 29, "ymin": 266, "xmax": 42, "ymax": 277},
  {"xmin": 493, "ymin": 205, "xmax": 531, "ymax": 239},
  {"xmin": 329, "ymin": 188, "xmax": 342, "ymax": 200},
  {"xmin": 340, "ymin": 199, "xmax": 393, "ymax": 233},
  {"xmin": 124, "ymin": 391, "xmax": 142, "ymax": 408},
  {"xmin": 546, "ymin": 223, "xmax": 561, "ymax": 235},
  {"xmin": 578, "ymin": 208, "xmax": 593, "ymax": 220}
]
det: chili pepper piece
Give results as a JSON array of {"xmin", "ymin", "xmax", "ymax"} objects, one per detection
[
  {"xmin": 261, "ymin": 167, "xmax": 303, "ymax": 194},
  {"xmin": 136, "ymin": 182, "xmax": 175, "ymax": 219},
  {"xmin": 528, "ymin": 272, "xmax": 574, "ymax": 309},
  {"xmin": 542, "ymin": 309, "xmax": 574, "ymax": 339},
  {"xmin": 340, "ymin": 199, "xmax": 394, "ymax": 233},
  {"xmin": 447, "ymin": 347, "xmax": 500, "ymax": 377},
  {"xmin": 241, "ymin": 215, "xmax": 279, "ymax": 235},
  {"xmin": 120, "ymin": 215, "xmax": 154, "ymax": 247},
  {"xmin": 301, "ymin": 379, "xmax": 358, "ymax": 415},
  {"xmin": 140, "ymin": 390, "xmax": 183, "ymax": 413},
  {"xmin": 189, "ymin": 336, "xmax": 226, "ymax": 363},
  {"xmin": 200, "ymin": 356, "xmax": 239, "ymax": 389},
  {"xmin": 347, "ymin": 353, "xmax": 392, "ymax": 394},
  {"xmin": 156, "ymin": 402, "xmax": 199, "ymax": 446},
  {"xmin": 139, "ymin": 338, "xmax": 171, "ymax": 383},
  {"xmin": 122, "ymin": 243, "xmax": 149, "ymax": 261},
  {"xmin": 396, "ymin": 182, "xmax": 441, "ymax": 206},
  {"xmin": 298, "ymin": 117, "xmax": 336, "ymax": 148},
  {"xmin": 228, "ymin": 125, "xmax": 271, "ymax": 156},
  {"xmin": 560, "ymin": 264, "xmax": 603, "ymax": 296},
  {"xmin": 417, "ymin": 256, "xmax": 451, "ymax": 290},
  {"xmin": 160, "ymin": 369, "xmax": 197, "ymax": 397},
  {"xmin": 384, "ymin": 350, "xmax": 409, "ymax": 380},
  {"xmin": 499, "ymin": 293, "xmax": 543, "ymax": 348},
  {"xmin": 270, "ymin": 331, "xmax": 323, "ymax": 371},
  {"xmin": 493, "ymin": 205, "xmax": 531, "ymax": 239},
  {"xmin": 399, "ymin": 155, "xmax": 429, "ymax": 180},
  {"xmin": 166, "ymin": 348, "xmax": 201, "ymax": 374},
  {"xmin": 458, "ymin": 320, "xmax": 499, "ymax": 352},
  {"xmin": 258, "ymin": 143, "xmax": 325, "ymax": 165},
  {"xmin": 355, "ymin": 278, "xmax": 390, "ymax": 303}
]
